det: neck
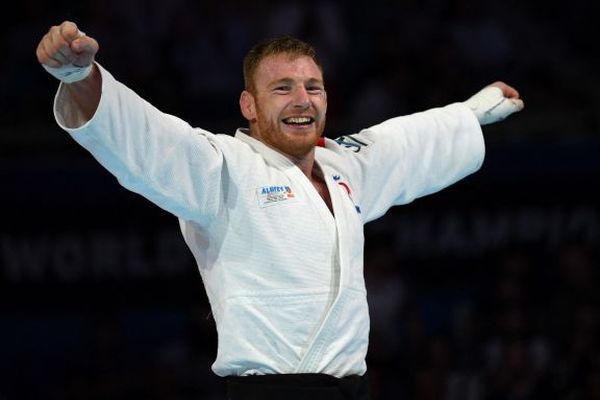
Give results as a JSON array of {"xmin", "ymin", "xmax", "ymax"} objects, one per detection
[{"xmin": 286, "ymin": 147, "xmax": 316, "ymax": 178}]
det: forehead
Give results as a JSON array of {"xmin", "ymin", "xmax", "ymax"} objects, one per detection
[{"xmin": 254, "ymin": 54, "xmax": 323, "ymax": 86}]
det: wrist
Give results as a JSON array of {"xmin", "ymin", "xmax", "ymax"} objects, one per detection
[{"xmin": 42, "ymin": 62, "xmax": 94, "ymax": 84}]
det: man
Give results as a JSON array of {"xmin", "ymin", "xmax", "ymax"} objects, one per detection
[{"xmin": 36, "ymin": 21, "xmax": 523, "ymax": 400}]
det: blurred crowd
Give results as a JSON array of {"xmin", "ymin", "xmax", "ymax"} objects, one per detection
[
  {"xmin": 2, "ymin": 234, "xmax": 597, "ymax": 399},
  {"xmin": 2, "ymin": 0, "xmax": 599, "ymax": 141},
  {"xmin": 365, "ymin": 236, "xmax": 599, "ymax": 399},
  {"xmin": 2, "ymin": 0, "xmax": 599, "ymax": 399}
]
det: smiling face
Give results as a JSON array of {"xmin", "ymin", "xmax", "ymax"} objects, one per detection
[{"xmin": 240, "ymin": 53, "xmax": 327, "ymax": 160}]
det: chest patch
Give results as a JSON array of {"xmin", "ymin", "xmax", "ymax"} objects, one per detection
[{"xmin": 256, "ymin": 185, "xmax": 297, "ymax": 208}]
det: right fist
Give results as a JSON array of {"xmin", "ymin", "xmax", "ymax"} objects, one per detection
[{"xmin": 36, "ymin": 21, "xmax": 99, "ymax": 67}]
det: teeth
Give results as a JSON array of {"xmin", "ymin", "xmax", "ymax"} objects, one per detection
[{"xmin": 284, "ymin": 117, "xmax": 313, "ymax": 124}]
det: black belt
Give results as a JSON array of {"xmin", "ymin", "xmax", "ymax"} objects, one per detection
[{"xmin": 226, "ymin": 373, "xmax": 370, "ymax": 400}]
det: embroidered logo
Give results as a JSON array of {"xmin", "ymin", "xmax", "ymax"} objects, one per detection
[
  {"xmin": 256, "ymin": 185, "xmax": 296, "ymax": 208},
  {"xmin": 333, "ymin": 175, "xmax": 361, "ymax": 214},
  {"xmin": 334, "ymin": 135, "xmax": 371, "ymax": 153}
]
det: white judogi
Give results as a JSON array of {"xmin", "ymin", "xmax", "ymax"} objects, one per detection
[{"xmin": 53, "ymin": 65, "xmax": 484, "ymax": 378}]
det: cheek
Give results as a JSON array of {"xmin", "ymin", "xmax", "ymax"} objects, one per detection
[
  {"xmin": 317, "ymin": 102, "xmax": 327, "ymax": 122},
  {"xmin": 258, "ymin": 107, "xmax": 279, "ymax": 128},
  {"xmin": 315, "ymin": 96, "xmax": 327, "ymax": 114},
  {"xmin": 259, "ymin": 100, "xmax": 285, "ymax": 120}
]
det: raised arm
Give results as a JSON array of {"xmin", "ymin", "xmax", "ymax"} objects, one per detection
[
  {"xmin": 335, "ymin": 81, "xmax": 525, "ymax": 222},
  {"xmin": 36, "ymin": 21, "xmax": 101, "ymax": 125},
  {"xmin": 35, "ymin": 21, "xmax": 234, "ymax": 224}
]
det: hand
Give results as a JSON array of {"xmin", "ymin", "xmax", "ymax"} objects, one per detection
[
  {"xmin": 36, "ymin": 21, "xmax": 98, "ymax": 68},
  {"xmin": 464, "ymin": 81, "xmax": 525, "ymax": 125},
  {"xmin": 36, "ymin": 21, "xmax": 99, "ymax": 83}
]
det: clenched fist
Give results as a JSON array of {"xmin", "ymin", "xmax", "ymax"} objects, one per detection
[{"xmin": 36, "ymin": 21, "xmax": 99, "ymax": 83}]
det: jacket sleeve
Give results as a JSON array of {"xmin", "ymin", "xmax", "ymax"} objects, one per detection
[
  {"xmin": 53, "ymin": 64, "xmax": 227, "ymax": 225},
  {"xmin": 338, "ymin": 103, "xmax": 485, "ymax": 223}
]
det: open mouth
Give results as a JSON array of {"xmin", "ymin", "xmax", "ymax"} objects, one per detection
[{"xmin": 282, "ymin": 116, "xmax": 315, "ymax": 126}]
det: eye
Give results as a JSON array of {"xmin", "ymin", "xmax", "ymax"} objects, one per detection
[
  {"xmin": 307, "ymin": 86, "xmax": 324, "ymax": 94},
  {"xmin": 273, "ymin": 85, "xmax": 291, "ymax": 93}
]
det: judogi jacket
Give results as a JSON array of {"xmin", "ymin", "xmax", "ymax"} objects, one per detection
[{"xmin": 54, "ymin": 64, "xmax": 484, "ymax": 378}]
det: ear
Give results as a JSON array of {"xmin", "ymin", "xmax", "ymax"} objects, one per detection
[{"xmin": 240, "ymin": 90, "xmax": 257, "ymax": 122}]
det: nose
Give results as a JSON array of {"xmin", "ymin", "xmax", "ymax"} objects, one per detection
[{"xmin": 292, "ymin": 87, "xmax": 310, "ymax": 110}]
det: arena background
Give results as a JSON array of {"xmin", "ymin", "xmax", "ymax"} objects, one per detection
[{"xmin": 1, "ymin": 0, "xmax": 599, "ymax": 398}]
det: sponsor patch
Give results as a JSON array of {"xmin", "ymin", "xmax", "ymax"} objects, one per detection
[{"xmin": 256, "ymin": 185, "xmax": 297, "ymax": 208}]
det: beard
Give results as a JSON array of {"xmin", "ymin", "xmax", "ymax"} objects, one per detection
[{"xmin": 253, "ymin": 106, "xmax": 326, "ymax": 160}]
